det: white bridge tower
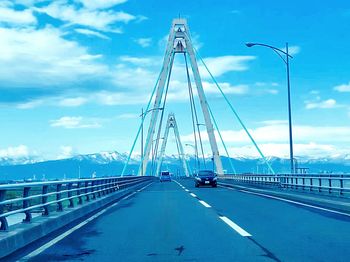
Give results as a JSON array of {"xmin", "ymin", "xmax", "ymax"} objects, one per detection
[
  {"xmin": 156, "ymin": 113, "xmax": 189, "ymax": 177},
  {"xmin": 140, "ymin": 18, "xmax": 224, "ymax": 176}
]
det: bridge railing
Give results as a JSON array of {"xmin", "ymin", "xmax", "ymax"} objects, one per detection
[
  {"xmin": 220, "ymin": 174, "xmax": 350, "ymax": 196},
  {"xmin": 0, "ymin": 176, "xmax": 152, "ymax": 231}
]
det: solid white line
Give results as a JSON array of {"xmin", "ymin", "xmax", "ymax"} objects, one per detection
[
  {"xmin": 219, "ymin": 185, "xmax": 350, "ymax": 218},
  {"xmin": 19, "ymin": 182, "xmax": 153, "ymax": 261},
  {"xmin": 190, "ymin": 193, "xmax": 197, "ymax": 198},
  {"xmin": 219, "ymin": 216, "xmax": 251, "ymax": 237},
  {"xmin": 199, "ymin": 200, "xmax": 211, "ymax": 208}
]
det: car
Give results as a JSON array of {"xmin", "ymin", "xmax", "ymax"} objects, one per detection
[
  {"xmin": 194, "ymin": 170, "xmax": 217, "ymax": 187},
  {"xmin": 159, "ymin": 171, "xmax": 172, "ymax": 182}
]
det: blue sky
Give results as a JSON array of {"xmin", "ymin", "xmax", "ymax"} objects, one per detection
[{"xmin": 0, "ymin": 0, "xmax": 350, "ymax": 161}]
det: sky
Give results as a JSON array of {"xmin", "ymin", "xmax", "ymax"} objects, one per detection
[{"xmin": 0, "ymin": 0, "xmax": 350, "ymax": 162}]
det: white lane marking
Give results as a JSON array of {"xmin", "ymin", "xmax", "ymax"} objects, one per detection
[
  {"xmin": 219, "ymin": 185, "xmax": 350, "ymax": 218},
  {"xmin": 219, "ymin": 216, "xmax": 251, "ymax": 237},
  {"xmin": 19, "ymin": 182, "xmax": 153, "ymax": 261},
  {"xmin": 122, "ymin": 192, "xmax": 136, "ymax": 200},
  {"xmin": 185, "ymin": 189, "xmax": 189, "ymax": 192},
  {"xmin": 199, "ymin": 200, "xmax": 211, "ymax": 208},
  {"xmin": 190, "ymin": 193, "xmax": 197, "ymax": 198}
]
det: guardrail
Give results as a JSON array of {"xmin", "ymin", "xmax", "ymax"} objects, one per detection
[
  {"xmin": 0, "ymin": 176, "xmax": 152, "ymax": 231},
  {"xmin": 220, "ymin": 174, "xmax": 350, "ymax": 196}
]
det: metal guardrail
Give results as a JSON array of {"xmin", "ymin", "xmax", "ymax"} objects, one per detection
[
  {"xmin": 0, "ymin": 176, "xmax": 153, "ymax": 231},
  {"xmin": 220, "ymin": 174, "xmax": 350, "ymax": 195}
]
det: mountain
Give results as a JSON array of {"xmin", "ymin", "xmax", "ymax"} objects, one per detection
[{"xmin": 0, "ymin": 151, "xmax": 350, "ymax": 182}]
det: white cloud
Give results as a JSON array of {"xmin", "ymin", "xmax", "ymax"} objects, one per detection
[
  {"xmin": 117, "ymin": 113, "xmax": 139, "ymax": 119},
  {"xmin": 17, "ymin": 99, "xmax": 44, "ymax": 109},
  {"xmin": 0, "ymin": 26, "xmax": 107, "ymax": 86},
  {"xmin": 199, "ymin": 56, "xmax": 256, "ymax": 79},
  {"xmin": 0, "ymin": 145, "xmax": 29, "ymax": 158},
  {"xmin": 56, "ymin": 145, "xmax": 75, "ymax": 159},
  {"xmin": 95, "ymin": 91, "xmax": 149, "ymax": 105},
  {"xmin": 227, "ymin": 142, "xmax": 344, "ymax": 159},
  {"xmin": 334, "ymin": 82, "xmax": 350, "ymax": 92},
  {"xmin": 203, "ymin": 82, "xmax": 249, "ymax": 95},
  {"xmin": 0, "ymin": 6, "xmax": 37, "ymax": 26},
  {"xmin": 119, "ymin": 55, "xmax": 159, "ymax": 66},
  {"xmin": 78, "ymin": 0, "xmax": 128, "ymax": 10},
  {"xmin": 305, "ymin": 99, "xmax": 337, "ymax": 109},
  {"xmin": 50, "ymin": 116, "xmax": 101, "ymax": 129},
  {"xmin": 279, "ymin": 45, "xmax": 301, "ymax": 56},
  {"xmin": 59, "ymin": 97, "xmax": 88, "ymax": 107},
  {"xmin": 37, "ymin": 2, "xmax": 135, "ymax": 33},
  {"xmin": 74, "ymin": 28, "xmax": 110, "ymax": 39},
  {"xmin": 181, "ymin": 123, "xmax": 350, "ymax": 158},
  {"xmin": 134, "ymin": 37, "xmax": 152, "ymax": 47}
]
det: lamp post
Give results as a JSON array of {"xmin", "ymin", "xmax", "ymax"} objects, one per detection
[
  {"xmin": 185, "ymin": 143, "xmax": 199, "ymax": 174},
  {"xmin": 139, "ymin": 107, "xmax": 164, "ymax": 176},
  {"xmin": 246, "ymin": 42, "xmax": 294, "ymax": 174},
  {"xmin": 151, "ymin": 137, "xmax": 164, "ymax": 176}
]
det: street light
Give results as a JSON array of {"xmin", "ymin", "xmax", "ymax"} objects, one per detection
[
  {"xmin": 151, "ymin": 137, "xmax": 164, "ymax": 176},
  {"xmin": 246, "ymin": 42, "xmax": 294, "ymax": 174},
  {"xmin": 185, "ymin": 143, "xmax": 199, "ymax": 174},
  {"xmin": 139, "ymin": 107, "xmax": 164, "ymax": 176}
]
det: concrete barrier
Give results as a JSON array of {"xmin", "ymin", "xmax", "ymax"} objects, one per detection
[
  {"xmin": 0, "ymin": 180, "xmax": 152, "ymax": 259},
  {"xmin": 219, "ymin": 181, "xmax": 350, "ymax": 214}
]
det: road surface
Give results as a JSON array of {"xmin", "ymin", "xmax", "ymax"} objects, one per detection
[{"xmin": 9, "ymin": 179, "xmax": 350, "ymax": 261}]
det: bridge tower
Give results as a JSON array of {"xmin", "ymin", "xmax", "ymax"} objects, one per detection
[
  {"xmin": 140, "ymin": 18, "xmax": 224, "ymax": 176},
  {"xmin": 156, "ymin": 113, "xmax": 190, "ymax": 177}
]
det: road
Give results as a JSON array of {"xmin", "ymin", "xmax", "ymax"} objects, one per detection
[{"xmin": 10, "ymin": 179, "xmax": 350, "ymax": 261}]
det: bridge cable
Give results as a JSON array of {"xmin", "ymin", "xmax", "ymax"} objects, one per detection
[
  {"xmin": 185, "ymin": 49, "xmax": 236, "ymax": 174},
  {"xmin": 193, "ymin": 48, "xmax": 275, "ymax": 175},
  {"xmin": 151, "ymin": 53, "xmax": 175, "ymax": 176},
  {"xmin": 207, "ymin": 103, "xmax": 237, "ymax": 175},
  {"xmin": 121, "ymin": 52, "xmax": 174, "ymax": 176},
  {"xmin": 184, "ymin": 54, "xmax": 200, "ymax": 170},
  {"xmin": 184, "ymin": 53, "xmax": 207, "ymax": 169}
]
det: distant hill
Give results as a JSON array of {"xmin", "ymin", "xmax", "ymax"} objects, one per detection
[{"xmin": 0, "ymin": 151, "xmax": 349, "ymax": 181}]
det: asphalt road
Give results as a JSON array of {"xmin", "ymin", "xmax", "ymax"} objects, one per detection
[{"xmin": 12, "ymin": 179, "xmax": 350, "ymax": 261}]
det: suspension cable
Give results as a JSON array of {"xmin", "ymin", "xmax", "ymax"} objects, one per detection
[
  {"xmin": 207, "ymin": 103, "xmax": 237, "ymax": 174},
  {"xmin": 122, "ymin": 51, "xmax": 174, "ymax": 176},
  {"xmin": 184, "ymin": 54, "xmax": 200, "ymax": 170},
  {"xmin": 193, "ymin": 48, "xmax": 275, "ymax": 175},
  {"xmin": 184, "ymin": 53, "xmax": 207, "ymax": 169},
  {"xmin": 152, "ymin": 53, "xmax": 175, "ymax": 176},
  {"xmin": 122, "ymin": 63, "xmax": 164, "ymax": 176}
]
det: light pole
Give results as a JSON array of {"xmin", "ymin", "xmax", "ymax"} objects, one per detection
[
  {"xmin": 246, "ymin": 42, "xmax": 294, "ymax": 174},
  {"xmin": 151, "ymin": 137, "xmax": 164, "ymax": 176},
  {"xmin": 185, "ymin": 143, "xmax": 199, "ymax": 174},
  {"xmin": 139, "ymin": 107, "xmax": 164, "ymax": 176}
]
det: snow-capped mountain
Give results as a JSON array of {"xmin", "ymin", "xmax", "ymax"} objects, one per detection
[{"xmin": 0, "ymin": 151, "xmax": 350, "ymax": 182}]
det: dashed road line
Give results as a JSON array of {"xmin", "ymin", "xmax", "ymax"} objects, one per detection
[
  {"xmin": 199, "ymin": 200, "xmax": 211, "ymax": 208},
  {"xmin": 190, "ymin": 193, "xmax": 197, "ymax": 198},
  {"xmin": 175, "ymin": 181, "xmax": 252, "ymax": 237},
  {"xmin": 219, "ymin": 216, "xmax": 252, "ymax": 237}
]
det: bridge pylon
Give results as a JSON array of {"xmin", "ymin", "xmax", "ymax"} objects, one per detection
[
  {"xmin": 156, "ymin": 113, "xmax": 190, "ymax": 177},
  {"xmin": 140, "ymin": 18, "xmax": 224, "ymax": 176}
]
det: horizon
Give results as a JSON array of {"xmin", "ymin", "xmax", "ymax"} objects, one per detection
[{"xmin": 1, "ymin": 0, "xmax": 350, "ymax": 164}]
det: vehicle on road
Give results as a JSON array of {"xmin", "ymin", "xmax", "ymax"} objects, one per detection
[
  {"xmin": 194, "ymin": 170, "xmax": 217, "ymax": 187},
  {"xmin": 159, "ymin": 171, "xmax": 172, "ymax": 182}
]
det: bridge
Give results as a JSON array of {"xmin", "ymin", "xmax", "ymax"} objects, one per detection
[{"xmin": 1, "ymin": 18, "xmax": 350, "ymax": 261}]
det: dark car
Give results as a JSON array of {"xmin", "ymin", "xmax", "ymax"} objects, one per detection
[
  {"xmin": 194, "ymin": 170, "xmax": 217, "ymax": 187},
  {"xmin": 159, "ymin": 171, "xmax": 171, "ymax": 182}
]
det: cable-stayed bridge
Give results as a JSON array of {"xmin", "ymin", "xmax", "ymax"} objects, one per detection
[{"xmin": 1, "ymin": 18, "xmax": 350, "ymax": 261}]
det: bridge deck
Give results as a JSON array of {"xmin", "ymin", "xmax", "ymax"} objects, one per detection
[{"xmin": 8, "ymin": 179, "xmax": 350, "ymax": 261}]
